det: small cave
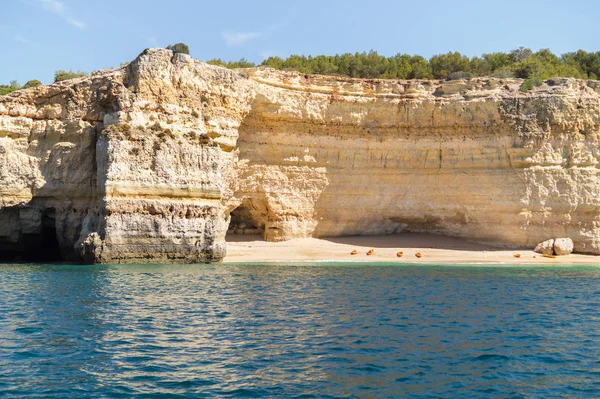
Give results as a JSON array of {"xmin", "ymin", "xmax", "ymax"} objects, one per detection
[
  {"xmin": 0, "ymin": 208, "xmax": 64, "ymax": 263},
  {"xmin": 38, "ymin": 209, "xmax": 63, "ymax": 262},
  {"xmin": 226, "ymin": 200, "xmax": 266, "ymax": 240}
]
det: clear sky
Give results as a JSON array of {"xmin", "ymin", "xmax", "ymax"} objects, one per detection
[{"xmin": 2, "ymin": 0, "xmax": 600, "ymax": 84}]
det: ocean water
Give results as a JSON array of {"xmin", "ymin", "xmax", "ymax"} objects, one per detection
[{"xmin": 1, "ymin": 263, "xmax": 600, "ymax": 398}]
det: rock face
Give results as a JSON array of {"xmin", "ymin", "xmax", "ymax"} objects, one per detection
[
  {"xmin": 230, "ymin": 69, "xmax": 600, "ymax": 255},
  {"xmin": 2, "ymin": 48, "xmax": 600, "ymax": 263},
  {"xmin": 0, "ymin": 49, "xmax": 254, "ymax": 263}
]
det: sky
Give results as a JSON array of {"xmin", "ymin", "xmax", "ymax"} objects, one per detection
[{"xmin": 2, "ymin": 0, "xmax": 600, "ymax": 84}]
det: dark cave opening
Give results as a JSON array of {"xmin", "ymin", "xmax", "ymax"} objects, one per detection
[
  {"xmin": 226, "ymin": 200, "xmax": 265, "ymax": 239},
  {"xmin": 0, "ymin": 208, "xmax": 64, "ymax": 263},
  {"xmin": 38, "ymin": 209, "xmax": 63, "ymax": 262}
]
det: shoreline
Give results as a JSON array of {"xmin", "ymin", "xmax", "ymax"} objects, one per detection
[{"xmin": 223, "ymin": 233, "xmax": 600, "ymax": 265}]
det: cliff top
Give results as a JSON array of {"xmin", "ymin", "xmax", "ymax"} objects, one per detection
[{"xmin": 2, "ymin": 48, "xmax": 600, "ymax": 110}]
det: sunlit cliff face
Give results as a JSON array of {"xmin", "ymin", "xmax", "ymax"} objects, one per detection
[{"xmin": 1, "ymin": 48, "xmax": 600, "ymax": 263}]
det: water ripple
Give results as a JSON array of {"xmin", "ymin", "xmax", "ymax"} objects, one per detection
[{"xmin": 1, "ymin": 263, "xmax": 600, "ymax": 398}]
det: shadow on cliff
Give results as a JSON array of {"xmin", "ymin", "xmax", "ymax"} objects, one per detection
[
  {"xmin": 319, "ymin": 233, "xmax": 518, "ymax": 252},
  {"xmin": 0, "ymin": 133, "xmax": 98, "ymax": 263},
  {"xmin": 225, "ymin": 232, "xmax": 519, "ymax": 253},
  {"xmin": 0, "ymin": 203, "xmax": 64, "ymax": 262}
]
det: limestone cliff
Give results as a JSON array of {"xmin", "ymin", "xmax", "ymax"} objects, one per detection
[
  {"xmin": 0, "ymin": 49, "xmax": 253, "ymax": 263},
  {"xmin": 1, "ymin": 48, "xmax": 600, "ymax": 262}
]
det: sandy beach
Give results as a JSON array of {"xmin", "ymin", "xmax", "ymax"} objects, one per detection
[{"xmin": 224, "ymin": 233, "xmax": 600, "ymax": 265}]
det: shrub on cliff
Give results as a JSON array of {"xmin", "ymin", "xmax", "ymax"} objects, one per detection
[
  {"xmin": 206, "ymin": 58, "xmax": 227, "ymax": 67},
  {"xmin": 207, "ymin": 58, "xmax": 256, "ymax": 68},
  {"xmin": 229, "ymin": 58, "xmax": 255, "ymax": 68},
  {"xmin": 0, "ymin": 80, "xmax": 21, "ymax": 95},
  {"xmin": 54, "ymin": 70, "xmax": 86, "ymax": 82},
  {"xmin": 520, "ymin": 75, "xmax": 544, "ymax": 92},
  {"xmin": 167, "ymin": 43, "xmax": 190, "ymax": 55},
  {"xmin": 0, "ymin": 86, "xmax": 15, "ymax": 95},
  {"xmin": 22, "ymin": 80, "xmax": 41, "ymax": 89},
  {"xmin": 490, "ymin": 70, "xmax": 515, "ymax": 78},
  {"xmin": 447, "ymin": 71, "xmax": 472, "ymax": 80}
]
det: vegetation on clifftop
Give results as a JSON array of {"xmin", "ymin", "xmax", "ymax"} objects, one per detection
[
  {"xmin": 1, "ymin": 71, "xmax": 86, "ymax": 95},
  {"xmin": 166, "ymin": 43, "xmax": 190, "ymax": 55},
  {"xmin": 4, "ymin": 46, "xmax": 600, "ymax": 96},
  {"xmin": 54, "ymin": 70, "xmax": 87, "ymax": 82},
  {"xmin": 208, "ymin": 47, "xmax": 600, "ymax": 81},
  {"xmin": 0, "ymin": 79, "xmax": 43, "ymax": 95}
]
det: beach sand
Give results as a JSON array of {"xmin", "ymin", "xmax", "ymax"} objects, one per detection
[{"xmin": 224, "ymin": 233, "xmax": 600, "ymax": 265}]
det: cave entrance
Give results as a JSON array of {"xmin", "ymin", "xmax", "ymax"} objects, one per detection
[
  {"xmin": 38, "ymin": 208, "xmax": 63, "ymax": 262},
  {"xmin": 226, "ymin": 200, "xmax": 265, "ymax": 240},
  {"xmin": 0, "ymin": 208, "xmax": 65, "ymax": 263}
]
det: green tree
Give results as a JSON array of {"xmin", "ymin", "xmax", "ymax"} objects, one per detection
[
  {"xmin": 206, "ymin": 47, "xmax": 600, "ymax": 81},
  {"xmin": 482, "ymin": 52, "xmax": 513, "ymax": 73},
  {"xmin": 429, "ymin": 51, "xmax": 471, "ymax": 79},
  {"xmin": 562, "ymin": 50, "xmax": 600, "ymax": 79},
  {"xmin": 511, "ymin": 49, "xmax": 587, "ymax": 80},
  {"xmin": 310, "ymin": 55, "xmax": 338, "ymax": 75},
  {"xmin": 409, "ymin": 56, "xmax": 433, "ymax": 79},
  {"xmin": 166, "ymin": 43, "xmax": 190, "ymax": 55},
  {"xmin": 334, "ymin": 53, "xmax": 354, "ymax": 76},
  {"xmin": 469, "ymin": 56, "xmax": 490, "ymax": 76},
  {"xmin": 510, "ymin": 47, "xmax": 533, "ymax": 63},
  {"xmin": 387, "ymin": 54, "xmax": 413, "ymax": 79},
  {"xmin": 261, "ymin": 56, "xmax": 285, "ymax": 70},
  {"xmin": 282, "ymin": 54, "xmax": 312, "ymax": 74},
  {"xmin": 356, "ymin": 50, "xmax": 387, "ymax": 78}
]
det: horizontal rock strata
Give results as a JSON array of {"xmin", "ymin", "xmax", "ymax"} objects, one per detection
[
  {"xmin": 1, "ymin": 48, "xmax": 600, "ymax": 263},
  {"xmin": 230, "ymin": 70, "xmax": 600, "ymax": 254}
]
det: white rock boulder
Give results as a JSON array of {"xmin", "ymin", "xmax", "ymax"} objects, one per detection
[
  {"xmin": 534, "ymin": 239, "xmax": 555, "ymax": 255},
  {"xmin": 554, "ymin": 238, "xmax": 574, "ymax": 256}
]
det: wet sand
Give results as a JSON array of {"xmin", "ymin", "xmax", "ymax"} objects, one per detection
[{"xmin": 224, "ymin": 233, "xmax": 600, "ymax": 265}]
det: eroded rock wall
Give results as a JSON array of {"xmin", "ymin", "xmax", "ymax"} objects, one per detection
[
  {"xmin": 0, "ymin": 49, "xmax": 253, "ymax": 263},
  {"xmin": 0, "ymin": 70, "xmax": 119, "ymax": 260},
  {"xmin": 93, "ymin": 50, "xmax": 254, "ymax": 263},
  {"xmin": 230, "ymin": 71, "xmax": 600, "ymax": 254},
  {"xmin": 2, "ymin": 48, "xmax": 600, "ymax": 262}
]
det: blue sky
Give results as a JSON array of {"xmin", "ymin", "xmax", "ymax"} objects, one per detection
[{"xmin": 2, "ymin": 0, "xmax": 600, "ymax": 84}]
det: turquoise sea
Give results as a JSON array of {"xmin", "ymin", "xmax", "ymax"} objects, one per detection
[{"xmin": 1, "ymin": 263, "xmax": 600, "ymax": 398}]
